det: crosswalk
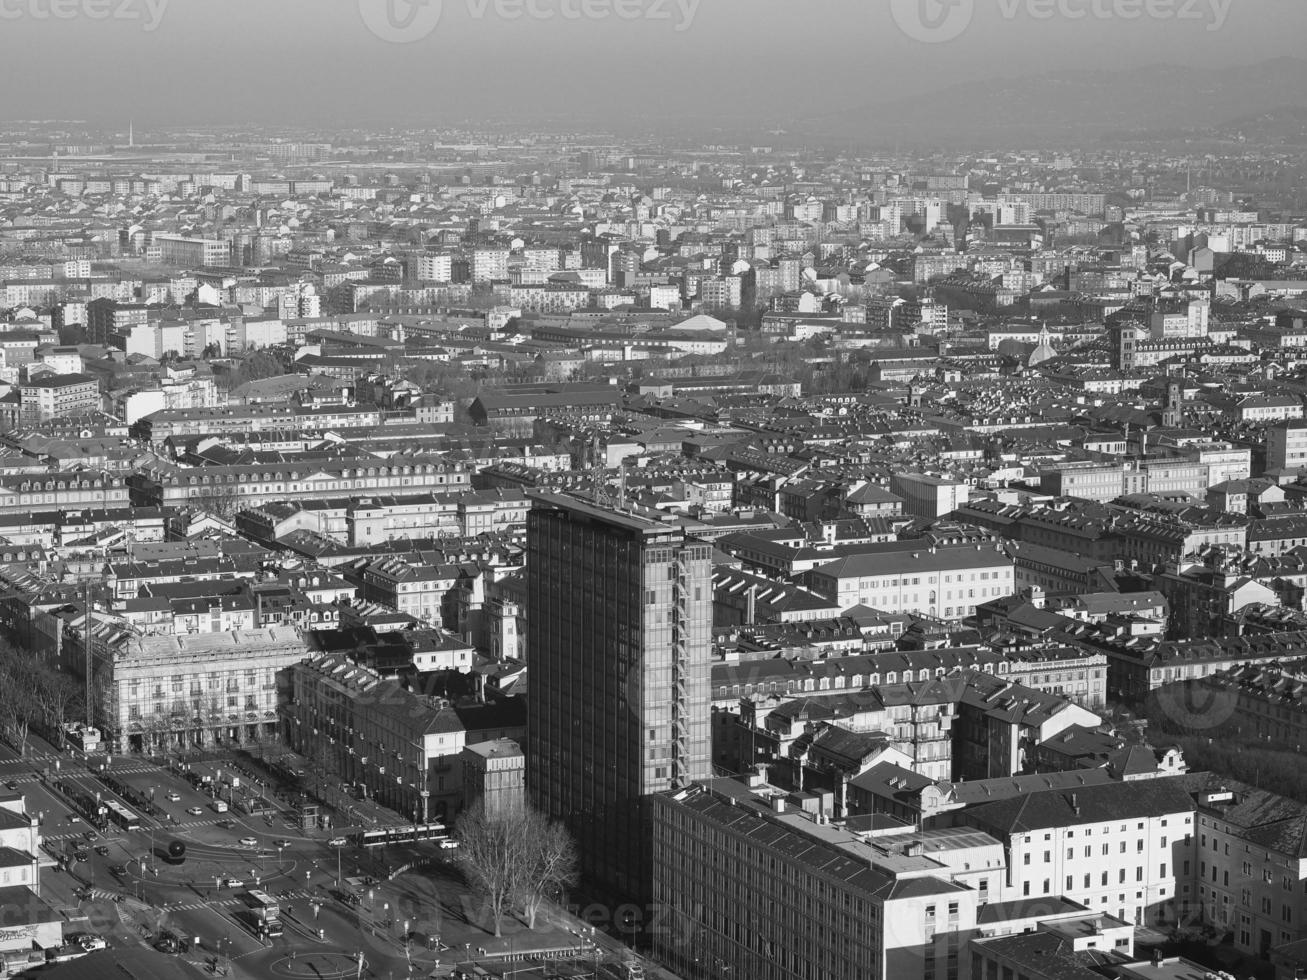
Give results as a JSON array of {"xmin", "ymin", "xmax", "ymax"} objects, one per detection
[{"xmin": 88, "ymin": 887, "xmax": 318, "ymax": 914}]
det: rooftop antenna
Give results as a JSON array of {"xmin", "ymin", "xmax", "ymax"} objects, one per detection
[{"xmin": 590, "ymin": 433, "xmax": 613, "ymax": 508}]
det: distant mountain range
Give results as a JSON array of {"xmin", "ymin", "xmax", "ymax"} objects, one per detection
[{"xmin": 794, "ymin": 57, "xmax": 1307, "ymax": 148}]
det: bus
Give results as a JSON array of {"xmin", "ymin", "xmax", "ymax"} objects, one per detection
[
  {"xmin": 103, "ymin": 800, "xmax": 140, "ymax": 832},
  {"xmin": 350, "ymin": 823, "xmax": 447, "ymax": 848},
  {"xmin": 244, "ymin": 890, "xmax": 283, "ymax": 938}
]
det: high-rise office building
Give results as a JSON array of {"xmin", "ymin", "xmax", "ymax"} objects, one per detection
[{"xmin": 526, "ymin": 491, "xmax": 712, "ymax": 904}]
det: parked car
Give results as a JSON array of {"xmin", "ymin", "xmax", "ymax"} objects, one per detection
[{"xmin": 78, "ymin": 936, "xmax": 107, "ymax": 952}]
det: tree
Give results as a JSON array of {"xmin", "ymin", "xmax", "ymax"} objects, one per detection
[
  {"xmin": 0, "ymin": 646, "xmax": 43, "ymax": 757},
  {"xmin": 453, "ymin": 803, "xmax": 579, "ymax": 936},
  {"xmin": 0, "ymin": 645, "xmax": 53, "ymax": 757},
  {"xmin": 514, "ymin": 811, "xmax": 578, "ymax": 930},
  {"xmin": 31, "ymin": 667, "xmax": 82, "ymax": 748},
  {"xmin": 188, "ymin": 483, "xmax": 244, "ymax": 520},
  {"xmin": 453, "ymin": 801, "xmax": 527, "ymax": 937},
  {"xmin": 232, "ymin": 349, "xmax": 289, "ymax": 388}
]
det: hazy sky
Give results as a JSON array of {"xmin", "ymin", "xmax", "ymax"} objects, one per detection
[{"xmin": 1, "ymin": 0, "xmax": 1305, "ymax": 130}]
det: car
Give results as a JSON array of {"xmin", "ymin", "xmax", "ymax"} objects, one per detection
[
  {"xmin": 78, "ymin": 936, "xmax": 107, "ymax": 952},
  {"xmin": 239, "ymin": 836, "xmax": 258, "ymax": 848},
  {"xmin": 439, "ymin": 839, "xmax": 459, "ymax": 849},
  {"xmin": 327, "ymin": 837, "xmax": 347, "ymax": 848},
  {"xmin": 217, "ymin": 819, "xmax": 235, "ymax": 830},
  {"xmin": 93, "ymin": 845, "xmax": 109, "ymax": 857},
  {"xmin": 165, "ymin": 791, "xmax": 181, "ymax": 802},
  {"xmin": 222, "ymin": 878, "xmax": 244, "ymax": 889},
  {"xmin": 153, "ymin": 938, "xmax": 178, "ymax": 955},
  {"xmin": 273, "ymin": 838, "xmax": 291, "ymax": 849},
  {"xmin": 109, "ymin": 865, "xmax": 127, "ymax": 878},
  {"xmin": 3, "ymin": 779, "xmax": 17, "ymax": 790},
  {"xmin": 186, "ymin": 806, "xmax": 202, "ymax": 816}
]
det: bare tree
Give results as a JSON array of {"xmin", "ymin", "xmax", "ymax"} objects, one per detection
[
  {"xmin": 452, "ymin": 801, "xmax": 529, "ymax": 938},
  {"xmin": 31, "ymin": 668, "xmax": 83, "ymax": 749},
  {"xmin": 0, "ymin": 646, "xmax": 43, "ymax": 756},
  {"xmin": 515, "ymin": 811, "xmax": 578, "ymax": 930}
]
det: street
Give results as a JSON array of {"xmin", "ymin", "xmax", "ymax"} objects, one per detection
[{"xmin": 2, "ymin": 735, "xmax": 661, "ymax": 980}]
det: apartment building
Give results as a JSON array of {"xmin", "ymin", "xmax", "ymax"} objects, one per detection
[
  {"xmin": 1267, "ymin": 420, "xmax": 1307, "ymax": 474},
  {"xmin": 507, "ymin": 284, "xmax": 591, "ymax": 313},
  {"xmin": 1190, "ymin": 775, "xmax": 1307, "ymax": 957},
  {"xmin": 152, "ymin": 234, "xmax": 231, "ymax": 268},
  {"xmin": 891, "ymin": 473, "xmax": 972, "ymax": 519},
  {"xmin": 286, "ymin": 654, "xmax": 525, "ymax": 822},
  {"xmin": 356, "ymin": 558, "xmax": 460, "ymax": 625},
  {"xmin": 960, "ymin": 777, "xmax": 1196, "ymax": 928},
  {"xmin": 0, "ymin": 472, "xmax": 129, "ymax": 516},
  {"xmin": 126, "ymin": 458, "xmax": 470, "ymax": 510},
  {"xmin": 740, "ymin": 670, "xmax": 1099, "ymax": 785},
  {"xmin": 652, "ymin": 775, "xmax": 981, "ymax": 980},
  {"xmin": 18, "ymin": 373, "xmax": 100, "ymax": 425},
  {"xmin": 1088, "ymin": 630, "xmax": 1307, "ymax": 705},
  {"xmin": 81, "ymin": 623, "xmax": 309, "ymax": 753},
  {"xmin": 409, "ymin": 252, "xmax": 453, "ymax": 282},
  {"xmin": 1159, "ymin": 660, "xmax": 1307, "ymax": 744},
  {"xmin": 470, "ymin": 247, "xmax": 509, "ymax": 282},
  {"xmin": 698, "ymin": 276, "xmax": 742, "ymax": 310},
  {"xmin": 808, "ymin": 543, "xmax": 1015, "ymax": 621}
]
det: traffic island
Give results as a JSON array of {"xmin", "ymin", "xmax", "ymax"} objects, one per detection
[{"xmin": 269, "ymin": 951, "xmax": 367, "ymax": 979}]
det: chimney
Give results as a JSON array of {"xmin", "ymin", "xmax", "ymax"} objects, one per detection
[{"xmin": 771, "ymin": 795, "xmax": 785, "ymax": 814}]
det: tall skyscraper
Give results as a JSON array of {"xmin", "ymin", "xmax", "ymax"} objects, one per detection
[{"xmin": 526, "ymin": 491, "xmax": 712, "ymax": 904}]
